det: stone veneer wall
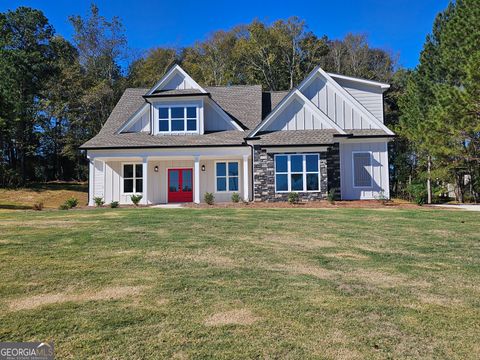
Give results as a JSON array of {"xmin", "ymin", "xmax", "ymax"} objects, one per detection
[{"xmin": 253, "ymin": 145, "xmax": 340, "ymax": 202}]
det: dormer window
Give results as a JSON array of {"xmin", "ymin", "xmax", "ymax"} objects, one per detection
[{"xmin": 158, "ymin": 106, "xmax": 198, "ymax": 134}]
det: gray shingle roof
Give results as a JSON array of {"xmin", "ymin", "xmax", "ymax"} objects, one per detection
[
  {"xmin": 249, "ymin": 130, "xmax": 339, "ymax": 146},
  {"xmin": 205, "ymin": 85, "xmax": 262, "ymax": 130},
  {"xmin": 80, "ymin": 84, "xmax": 392, "ymax": 150},
  {"xmin": 82, "ymin": 130, "xmax": 248, "ymax": 149}
]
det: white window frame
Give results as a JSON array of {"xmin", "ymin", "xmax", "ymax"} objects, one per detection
[
  {"xmin": 215, "ymin": 161, "xmax": 239, "ymax": 193},
  {"xmin": 352, "ymin": 151, "xmax": 373, "ymax": 188},
  {"xmin": 122, "ymin": 162, "xmax": 143, "ymax": 194},
  {"xmin": 274, "ymin": 153, "xmax": 320, "ymax": 193},
  {"xmin": 157, "ymin": 105, "xmax": 199, "ymax": 134}
]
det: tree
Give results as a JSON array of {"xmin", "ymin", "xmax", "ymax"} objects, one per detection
[
  {"xmin": 128, "ymin": 47, "xmax": 178, "ymax": 87},
  {"xmin": 0, "ymin": 7, "xmax": 57, "ymax": 183},
  {"xmin": 398, "ymin": 0, "xmax": 480, "ymax": 202}
]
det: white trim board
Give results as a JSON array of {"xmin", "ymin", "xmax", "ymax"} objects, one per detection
[
  {"xmin": 117, "ymin": 103, "xmax": 150, "ymax": 134},
  {"xmin": 327, "ymin": 73, "xmax": 390, "ymax": 90}
]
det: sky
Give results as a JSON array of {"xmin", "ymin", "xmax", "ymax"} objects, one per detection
[{"xmin": 2, "ymin": 0, "xmax": 450, "ymax": 69}]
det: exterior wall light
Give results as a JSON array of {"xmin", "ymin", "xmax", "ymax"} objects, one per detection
[
  {"xmin": 201, "ymin": 165, "xmax": 206, "ymax": 171},
  {"xmin": 154, "ymin": 166, "xmax": 159, "ymax": 172}
]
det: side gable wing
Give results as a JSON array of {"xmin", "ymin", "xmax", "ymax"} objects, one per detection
[
  {"xmin": 249, "ymin": 90, "xmax": 346, "ymax": 137},
  {"xmin": 298, "ymin": 67, "xmax": 394, "ymax": 135}
]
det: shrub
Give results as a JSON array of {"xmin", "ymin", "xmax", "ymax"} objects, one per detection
[
  {"xmin": 130, "ymin": 194, "xmax": 142, "ymax": 206},
  {"xmin": 405, "ymin": 182, "xmax": 427, "ymax": 205},
  {"xmin": 288, "ymin": 192, "xmax": 299, "ymax": 204},
  {"xmin": 59, "ymin": 203, "xmax": 70, "ymax": 210},
  {"xmin": 327, "ymin": 188, "xmax": 338, "ymax": 204},
  {"xmin": 110, "ymin": 201, "xmax": 119, "ymax": 208},
  {"xmin": 65, "ymin": 197, "xmax": 78, "ymax": 208},
  {"xmin": 204, "ymin": 192, "xmax": 215, "ymax": 205},
  {"xmin": 93, "ymin": 196, "xmax": 104, "ymax": 207},
  {"xmin": 375, "ymin": 190, "xmax": 390, "ymax": 205},
  {"xmin": 231, "ymin": 192, "xmax": 240, "ymax": 203},
  {"xmin": 33, "ymin": 202, "xmax": 44, "ymax": 211}
]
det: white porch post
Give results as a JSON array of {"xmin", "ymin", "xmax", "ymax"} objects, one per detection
[
  {"xmin": 194, "ymin": 156, "xmax": 200, "ymax": 204},
  {"xmin": 88, "ymin": 158, "xmax": 95, "ymax": 206},
  {"xmin": 142, "ymin": 157, "xmax": 149, "ymax": 205},
  {"xmin": 243, "ymin": 154, "xmax": 250, "ymax": 202}
]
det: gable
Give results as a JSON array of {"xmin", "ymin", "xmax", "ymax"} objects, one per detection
[
  {"xmin": 298, "ymin": 67, "xmax": 394, "ymax": 135},
  {"xmin": 146, "ymin": 64, "xmax": 207, "ymax": 95},
  {"xmin": 251, "ymin": 90, "xmax": 345, "ymax": 136}
]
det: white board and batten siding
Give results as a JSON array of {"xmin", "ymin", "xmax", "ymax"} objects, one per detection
[
  {"xmin": 93, "ymin": 160, "xmax": 104, "ymax": 198},
  {"xmin": 263, "ymin": 98, "xmax": 333, "ymax": 131},
  {"xmin": 301, "ymin": 76, "xmax": 381, "ymax": 130},
  {"xmin": 125, "ymin": 110, "xmax": 150, "ymax": 132},
  {"xmin": 340, "ymin": 141, "xmax": 390, "ymax": 200},
  {"xmin": 332, "ymin": 77, "xmax": 384, "ymax": 122}
]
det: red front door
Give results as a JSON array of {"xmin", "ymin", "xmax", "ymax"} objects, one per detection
[{"xmin": 168, "ymin": 168, "xmax": 193, "ymax": 203}]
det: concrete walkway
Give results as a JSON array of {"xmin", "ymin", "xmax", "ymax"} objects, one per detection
[
  {"xmin": 430, "ymin": 204, "xmax": 480, "ymax": 212},
  {"xmin": 150, "ymin": 204, "xmax": 184, "ymax": 209}
]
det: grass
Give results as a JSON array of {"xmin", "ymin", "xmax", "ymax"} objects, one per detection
[
  {"xmin": 0, "ymin": 182, "xmax": 88, "ymax": 209},
  {"xmin": 0, "ymin": 207, "xmax": 479, "ymax": 359}
]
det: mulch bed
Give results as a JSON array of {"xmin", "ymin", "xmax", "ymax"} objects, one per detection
[{"xmin": 183, "ymin": 199, "xmax": 421, "ymax": 209}]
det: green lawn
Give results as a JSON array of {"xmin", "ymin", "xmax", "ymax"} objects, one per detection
[{"xmin": 0, "ymin": 207, "xmax": 479, "ymax": 359}]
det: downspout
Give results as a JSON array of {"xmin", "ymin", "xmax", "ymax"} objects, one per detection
[{"xmin": 245, "ymin": 139, "xmax": 255, "ymax": 202}]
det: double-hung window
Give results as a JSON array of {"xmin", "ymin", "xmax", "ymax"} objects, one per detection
[
  {"xmin": 352, "ymin": 152, "xmax": 372, "ymax": 187},
  {"xmin": 216, "ymin": 161, "xmax": 239, "ymax": 192},
  {"xmin": 275, "ymin": 154, "xmax": 320, "ymax": 192},
  {"xmin": 123, "ymin": 164, "xmax": 143, "ymax": 193},
  {"xmin": 158, "ymin": 106, "xmax": 197, "ymax": 133}
]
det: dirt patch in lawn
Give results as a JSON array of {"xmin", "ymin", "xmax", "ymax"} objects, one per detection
[
  {"xmin": 262, "ymin": 235, "xmax": 337, "ymax": 250},
  {"xmin": 351, "ymin": 269, "xmax": 430, "ymax": 289},
  {"xmin": 149, "ymin": 249, "xmax": 238, "ymax": 268},
  {"xmin": 204, "ymin": 309, "xmax": 259, "ymax": 326},
  {"xmin": 271, "ymin": 263, "xmax": 338, "ymax": 280},
  {"xmin": 326, "ymin": 252, "xmax": 369, "ymax": 260},
  {"xmin": 9, "ymin": 286, "xmax": 146, "ymax": 311}
]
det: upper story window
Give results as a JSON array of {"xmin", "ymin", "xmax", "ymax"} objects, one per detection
[{"xmin": 158, "ymin": 106, "xmax": 198, "ymax": 133}]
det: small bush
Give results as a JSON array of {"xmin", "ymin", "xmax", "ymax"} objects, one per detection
[
  {"xmin": 130, "ymin": 194, "xmax": 143, "ymax": 206},
  {"xmin": 204, "ymin": 192, "xmax": 215, "ymax": 205},
  {"xmin": 93, "ymin": 196, "xmax": 104, "ymax": 207},
  {"xmin": 65, "ymin": 197, "xmax": 78, "ymax": 208},
  {"xmin": 405, "ymin": 183, "xmax": 427, "ymax": 205},
  {"xmin": 59, "ymin": 203, "xmax": 70, "ymax": 210},
  {"xmin": 327, "ymin": 188, "xmax": 338, "ymax": 204},
  {"xmin": 110, "ymin": 201, "xmax": 119, "ymax": 208},
  {"xmin": 288, "ymin": 192, "xmax": 299, "ymax": 204},
  {"xmin": 375, "ymin": 190, "xmax": 390, "ymax": 205},
  {"xmin": 231, "ymin": 192, "xmax": 240, "ymax": 203},
  {"xmin": 33, "ymin": 202, "xmax": 44, "ymax": 211}
]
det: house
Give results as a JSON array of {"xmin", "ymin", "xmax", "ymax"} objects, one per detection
[{"xmin": 80, "ymin": 64, "xmax": 394, "ymax": 205}]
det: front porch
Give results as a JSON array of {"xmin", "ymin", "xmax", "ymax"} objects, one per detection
[{"xmin": 87, "ymin": 147, "xmax": 252, "ymax": 206}]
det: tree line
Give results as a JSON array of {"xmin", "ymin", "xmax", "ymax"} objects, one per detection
[{"xmin": 0, "ymin": 2, "xmax": 478, "ymax": 203}]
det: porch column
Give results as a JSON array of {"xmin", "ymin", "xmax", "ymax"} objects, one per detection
[
  {"xmin": 243, "ymin": 154, "xmax": 250, "ymax": 202},
  {"xmin": 194, "ymin": 156, "xmax": 200, "ymax": 204},
  {"xmin": 88, "ymin": 158, "xmax": 95, "ymax": 206},
  {"xmin": 142, "ymin": 157, "xmax": 148, "ymax": 205}
]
